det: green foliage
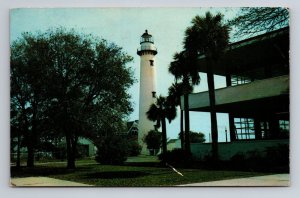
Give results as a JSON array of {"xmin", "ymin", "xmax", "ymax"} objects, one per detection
[
  {"xmin": 76, "ymin": 144, "xmax": 89, "ymax": 158},
  {"xmin": 168, "ymin": 82, "xmax": 193, "ymax": 106},
  {"xmin": 10, "ymin": 28, "xmax": 135, "ymax": 168},
  {"xmin": 158, "ymin": 149, "xmax": 193, "ymax": 167},
  {"xmin": 144, "ymin": 130, "xmax": 161, "ymax": 150},
  {"xmin": 95, "ymin": 135, "xmax": 128, "ymax": 165},
  {"xmin": 184, "ymin": 12, "xmax": 230, "ymax": 60},
  {"xmin": 127, "ymin": 140, "xmax": 142, "ymax": 157},
  {"xmin": 146, "ymin": 96, "xmax": 177, "ymax": 155},
  {"xmin": 190, "ymin": 131, "xmax": 205, "ymax": 143},
  {"xmin": 228, "ymin": 144, "xmax": 289, "ymax": 172},
  {"xmin": 178, "ymin": 131, "xmax": 206, "ymax": 143}
]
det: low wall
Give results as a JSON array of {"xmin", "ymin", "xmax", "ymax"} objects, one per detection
[{"xmin": 191, "ymin": 139, "xmax": 289, "ymax": 161}]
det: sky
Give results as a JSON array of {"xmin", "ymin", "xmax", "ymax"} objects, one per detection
[{"xmin": 10, "ymin": 8, "xmax": 241, "ymax": 142}]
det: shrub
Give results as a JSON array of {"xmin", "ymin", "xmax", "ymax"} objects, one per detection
[
  {"xmin": 158, "ymin": 149, "xmax": 193, "ymax": 167},
  {"xmin": 178, "ymin": 131, "xmax": 206, "ymax": 143},
  {"xmin": 127, "ymin": 140, "xmax": 142, "ymax": 156},
  {"xmin": 228, "ymin": 144, "xmax": 289, "ymax": 172},
  {"xmin": 144, "ymin": 130, "xmax": 161, "ymax": 155},
  {"xmin": 95, "ymin": 135, "xmax": 128, "ymax": 165}
]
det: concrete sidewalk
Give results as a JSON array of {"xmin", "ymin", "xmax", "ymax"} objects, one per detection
[
  {"xmin": 179, "ymin": 174, "xmax": 290, "ymax": 187},
  {"xmin": 10, "ymin": 174, "xmax": 289, "ymax": 187},
  {"xmin": 11, "ymin": 177, "xmax": 92, "ymax": 187}
]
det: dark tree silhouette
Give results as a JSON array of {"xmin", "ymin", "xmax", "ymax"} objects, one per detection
[
  {"xmin": 168, "ymin": 82, "xmax": 193, "ymax": 149},
  {"xmin": 10, "ymin": 28, "xmax": 134, "ymax": 168},
  {"xmin": 184, "ymin": 12, "xmax": 230, "ymax": 161},
  {"xmin": 228, "ymin": 7, "xmax": 289, "ymax": 40},
  {"xmin": 178, "ymin": 131, "xmax": 206, "ymax": 143},
  {"xmin": 169, "ymin": 51, "xmax": 200, "ymax": 153},
  {"xmin": 146, "ymin": 96, "xmax": 176, "ymax": 155}
]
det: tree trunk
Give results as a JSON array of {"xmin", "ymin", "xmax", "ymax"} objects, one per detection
[
  {"xmin": 66, "ymin": 133, "xmax": 76, "ymax": 169},
  {"xmin": 27, "ymin": 144, "xmax": 34, "ymax": 167},
  {"xmin": 180, "ymin": 110, "xmax": 185, "ymax": 149},
  {"xmin": 207, "ymin": 64, "xmax": 218, "ymax": 161},
  {"xmin": 16, "ymin": 130, "xmax": 21, "ymax": 168},
  {"xmin": 27, "ymin": 125, "xmax": 36, "ymax": 167},
  {"xmin": 161, "ymin": 117, "xmax": 167, "ymax": 156},
  {"xmin": 27, "ymin": 101, "xmax": 37, "ymax": 167},
  {"xmin": 184, "ymin": 93, "xmax": 191, "ymax": 153}
]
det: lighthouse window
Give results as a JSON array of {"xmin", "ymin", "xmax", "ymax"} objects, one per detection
[
  {"xmin": 152, "ymin": 91, "xmax": 156, "ymax": 98},
  {"xmin": 149, "ymin": 60, "xmax": 154, "ymax": 66}
]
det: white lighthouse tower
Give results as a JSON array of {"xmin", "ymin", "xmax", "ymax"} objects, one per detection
[{"xmin": 137, "ymin": 30, "xmax": 158, "ymax": 154}]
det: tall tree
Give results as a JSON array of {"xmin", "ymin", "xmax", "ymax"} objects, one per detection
[
  {"xmin": 168, "ymin": 82, "xmax": 193, "ymax": 149},
  {"xmin": 10, "ymin": 28, "xmax": 134, "ymax": 169},
  {"xmin": 11, "ymin": 35, "xmax": 50, "ymax": 167},
  {"xmin": 184, "ymin": 12, "xmax": 230, "ymax": 161},
  {"xmin": 228, "ymin": 7, "xmax": 289, "ymax": 40},
  {"xmin": 146, "ymin": 96, "xmax": 176, "ymax": 156},
  {"xmin": 169, "ymin": 51, "xmax": 200, "ymax": 153}
]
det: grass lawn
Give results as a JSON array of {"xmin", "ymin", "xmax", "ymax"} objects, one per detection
[{"xmin": 11, "ymin": 158, "xmax": 272, "ymax": 186}]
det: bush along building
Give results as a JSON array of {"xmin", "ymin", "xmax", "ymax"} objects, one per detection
[{"xmin": 181, "ymin": 27, "xmax": 289, "ymax": 164}]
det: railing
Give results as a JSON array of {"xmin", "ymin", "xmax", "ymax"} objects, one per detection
[{"xmin": 137, "ymin": 45, "xmax": 157, "ymax": 52}]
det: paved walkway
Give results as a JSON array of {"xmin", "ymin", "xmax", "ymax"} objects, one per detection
[
  {"xmin": 179, "ymin": 174, "xmax": 290, "ymax": 187},
  {"xmin": 11, "ymin": 174, "xmax": 289, "ymax": 187},
  {"xmin": 11, "ymin": 177, "xmax": 92, "ymax": 187}
]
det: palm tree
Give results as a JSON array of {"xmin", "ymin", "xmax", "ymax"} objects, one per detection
[
  {"xmin": 184, "ymin": 12, "xmax": 230, "ymax": 161},
  {"xmin": 168, "ymin": 82, "xmax": 193, "ymax": 149},
  {"xmin": 146, "ymin": 96, "xmax": 176, "ymax": 155},
  {"xmin": 169, "ymin": 51, "xmax": 200, "ymax": 153}
]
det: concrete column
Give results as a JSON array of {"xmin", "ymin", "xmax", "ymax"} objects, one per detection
[{"xmin": 228, "ymin": 114, "xmax": 236, "ymax": 142}]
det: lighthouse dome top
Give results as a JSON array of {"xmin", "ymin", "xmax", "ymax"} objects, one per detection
[
  {"xmin": 140, "ymin": 30, "xmax": 154, "ymax": 44},
  {"xmin": 137, "ymin": 30, "xmax": 157, "ymax": 56}
]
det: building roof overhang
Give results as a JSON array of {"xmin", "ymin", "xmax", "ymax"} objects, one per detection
[
  {"xmin": 181, "ymin": 75, "xmax": 289, "ymax": 115},
  {"xmin": 196, "ymin": 27, "xmax": 289, "ymax": 77}
]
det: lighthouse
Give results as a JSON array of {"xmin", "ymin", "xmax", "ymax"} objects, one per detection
[{"xmin": 137, "ymin": 30, "xmax": 158, "ymax": 154}]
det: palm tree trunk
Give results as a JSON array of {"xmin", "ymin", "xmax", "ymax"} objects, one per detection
[
  {"xmin": 184, "ymin": 93, "xmax": 191, "ymax": 153},
  {"xmin": 180, "ymin": 109, "xmax": 184, "ymax": 149},
  {"xmin": 161, "ymin": 117, "xmax": 167, "ymax": 155},
  {"xmin": 207, "ymin": 63, "xmax": 218, "ymax": 161}
]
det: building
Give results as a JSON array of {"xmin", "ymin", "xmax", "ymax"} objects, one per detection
[
  {"xmin": 137, "ymin": 30, "xmax": 158, "ymax": 154},
  {"xmin": 181, "ymin": 27, "xmax": 289, "ymax": 160}
]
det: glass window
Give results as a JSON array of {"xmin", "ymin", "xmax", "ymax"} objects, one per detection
[
  {"xmin": 231, "ymin": 75, "xmax": 251, "ymax": 86},
  {"xmin": 152, "ymin": 91, "xmax": 156, "ymax": 98},
  {"xmin": 279, "ymin": 120, "xmax": 289, "ymax": 138},
  {"xmin": 234, "ymin": 117, "xmax": 255, "ymax": 140},
  {"xmin": 149, "ymin": 60, "xmax": 154, "ymax": 66}
]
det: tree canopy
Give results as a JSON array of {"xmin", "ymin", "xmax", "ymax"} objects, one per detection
[
  {"xmin": 184, "ymin": 12, "xmax": 230, "ymax": 60},
  {"xmin": 144, "ymin": 130, "xmax": 162, "ymax": 150},
  {"xmin": 228, "ymin": 7, "xmax": 289, "ymax": 40},
  {"xmin": 10, "ymin": 28, "xmax": 135, "ymax": 168},
  {"xmin": 179, "ymin": 131, "xmax": 205, "ymax": 143},
  {"xmin": 146, "ymin": 96, "xmax": 176, "ymax": 156}
]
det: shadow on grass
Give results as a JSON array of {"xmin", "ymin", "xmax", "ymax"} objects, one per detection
[
  {"xmin": 124, "ymin": 161, "xmax": 162, "ymax": 167},
  {"xmin": 10, "ymin": 166, "xmax": 90, "ymax": 178},
  {"xmin": 83, "ymin": 171, "xmax": 150, "ymax": 179}
]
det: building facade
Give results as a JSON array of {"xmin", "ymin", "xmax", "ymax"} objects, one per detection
[{"xmin": 181, "ymin": 27, "xmax": 289, "ymax": 160}]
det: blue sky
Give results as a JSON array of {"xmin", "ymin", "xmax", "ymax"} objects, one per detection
[{"xmin": 10, "ymin": 8, "xmax": 240, "ymax": 141}]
